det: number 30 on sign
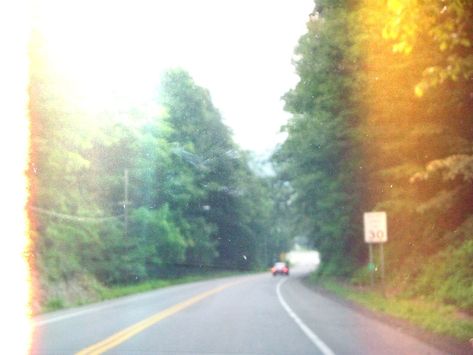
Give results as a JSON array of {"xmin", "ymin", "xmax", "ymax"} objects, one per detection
[{"xmin": 364, "ymin": 212, "xmax": 387, "ymax": 243}]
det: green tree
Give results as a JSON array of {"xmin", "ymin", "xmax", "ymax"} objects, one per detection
[
  {"xmin": 274, "ymin": 1, "xmax": 363, "ymax": 276},
  {"xmin": 383, "ymin": 0, "xmax": 473, "ymax": 96},
  {"xmin": 275, "ymin": 0, "xmax": 472, "ymax": 312},
  {"xmin": 159, "ymin": 69, "xmax": 276, "ymax": 270}
]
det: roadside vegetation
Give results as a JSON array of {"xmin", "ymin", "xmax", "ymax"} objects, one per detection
[
  {"xmin": 43, "ymin": 271, "xmax": 240, "ymax": 313},
  {"xmin": 273, "ymin": 0, "xmax": 472, "ymax": 337},
  {"xmin": 30, "ymin": 0, "xmax": 473, "ymax": 332},
  {"xmin": 29, "ymin": 34, "xmax": 289, "ymax": 313},
  {"xmin": 308, "ymin": 275, "xmax": 473, "ymax": 343}
]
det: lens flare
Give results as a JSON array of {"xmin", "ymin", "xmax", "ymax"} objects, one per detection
[{"xmin": 0, "ymin": 0, "xmax": 33, "ymax": 353}]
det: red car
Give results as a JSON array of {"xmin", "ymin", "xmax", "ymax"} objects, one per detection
[{"xmin": 271, "ymin": 262, "xmax": 289, "ymax": 276}]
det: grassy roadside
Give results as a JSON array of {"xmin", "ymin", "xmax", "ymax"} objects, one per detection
[
  {"xmin": 42, "ymin": 270, "xmax": 244, "ymax": 313},
  {"xmin": 308, "ymin": 274, "xmax": 473, "ymax": 343},
  {"xmin": 99, "ymin": 271, "xmax": 239, "ymax": 300}
]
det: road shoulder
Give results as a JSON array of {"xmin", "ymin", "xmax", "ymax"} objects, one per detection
[{"xmin": 300, "ymin": 276, "xmax": 472, "ymax": 355}]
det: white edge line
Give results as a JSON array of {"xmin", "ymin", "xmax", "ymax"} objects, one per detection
[
  {"xmin": 34, "ymin": 309, "xmax": 96, "ymax": 326},
  {"xmin": 276, "ymin": 278, "xmax": 336, "ymax": 355},
  {"xmin": 33, "ymin": 283, "xmax": 183, "ymax": 326},
  {"xmin": 34, "ymin": 275, "xmax": 248, "ymax": 326}
]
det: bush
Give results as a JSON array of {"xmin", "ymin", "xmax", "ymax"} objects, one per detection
[
  {"xmin": 350, "ymin": 266, "xmax": 372, "ymax": 286},
  {"xmin": 409, "ymin": 239, "xmax": 473, "ymax": 313}
]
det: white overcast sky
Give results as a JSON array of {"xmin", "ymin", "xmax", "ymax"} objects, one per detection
[{"xmin": 36, "ymin": 0, "xmax": 314, "ymax": 155}]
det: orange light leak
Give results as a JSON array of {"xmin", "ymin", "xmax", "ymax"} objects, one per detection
[{"xmin": 0, "ymin": 0, "xmax": 34, "ymax": 354}]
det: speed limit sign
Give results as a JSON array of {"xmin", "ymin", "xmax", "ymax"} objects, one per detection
[{"xmin": 364, "ymin": 212, "xmax": 387, "ymax": 243}]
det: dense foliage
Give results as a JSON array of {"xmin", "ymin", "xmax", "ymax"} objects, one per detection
[
  {"xmin": 29, "ymin": 36, "xmax": 287, "ymax": 310},
  {"xmin": 273, "ymin": 2, "xmax": 363, "ymax": 276},
  {"xmin": 274, "ymin": 0, "xmax": 472, "ymax": 311}
]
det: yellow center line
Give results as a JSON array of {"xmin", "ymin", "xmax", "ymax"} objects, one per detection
[{"xmin": 76, "ymin": 279, "xmax": 245, "ymax": 355}]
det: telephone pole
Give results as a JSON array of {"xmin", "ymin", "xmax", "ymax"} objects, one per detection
[{"xmin": 123, "ymin": 169, "xmax": 130, "ymax": 237}]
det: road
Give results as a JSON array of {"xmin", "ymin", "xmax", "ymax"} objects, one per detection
[{"xmin": 32, "ymin": 266, "xmax": 446, "ymax": 355}]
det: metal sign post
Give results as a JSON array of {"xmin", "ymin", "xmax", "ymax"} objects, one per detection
[
  {"xmin": 368, "ymin": 243, "xmax": 374, "ymax": 287},
  {"xmin": 364, "ymin": 212, "xmax": 387, "ymax": 294},
  {"xmin": 379, "ymin": 242, "xmax": 385, "ymax": 295}
]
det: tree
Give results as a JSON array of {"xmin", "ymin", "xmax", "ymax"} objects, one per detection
[
  {"xmin": 383, "ymin": 0, "xmax": 473, "ymax": 97},
  {"xmin": 159, "ymin": 69, "xmax": 278, "ymax": 270},
  {"xmin": 274, "ymin": 0, "xmax": 472, "ymax": 311},
  {"xmin": 274, "ymin": 1, "xmax": 364, "ymax": 276}
]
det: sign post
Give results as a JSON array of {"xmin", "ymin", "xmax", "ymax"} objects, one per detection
[
  {"xmin": 364, "ymin": 212, "xmax": 387, "ymax": 294},
  {"xmin": 368, "ymin": 243, "xmax": 374, "ymax": 287},
  {"xmin": 379, "ymin": 242, "xmax": 385, "ymax": 293}
]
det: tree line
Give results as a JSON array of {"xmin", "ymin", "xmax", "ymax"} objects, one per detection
[
  {"xmin": 29, "ymin": 33, "xmax": 288, "ymax": 309},
  {"xmin": 274, "ymin": 0, "xmax": 472, "ymax": 312}
]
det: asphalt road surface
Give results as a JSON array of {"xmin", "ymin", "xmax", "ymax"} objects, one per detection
[{"xmin": 32, "ymin": 266, "xmax": 446, "ymax": 355}]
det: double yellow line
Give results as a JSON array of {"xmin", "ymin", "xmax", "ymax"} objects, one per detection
[{"xmin": 76, "ymin": 279, "xmax": 242, "ymax": 355}]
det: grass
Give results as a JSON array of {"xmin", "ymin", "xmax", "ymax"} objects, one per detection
[
  {"xmin": 98, "ymin": 271, "xmax": 238, "ymax": 300},
  {"xmin": 44, "ymin": 298, "xmax": 65, "ymax": 312},
  {"xmin": 309, "ymin": 275, "xmax": 473, "ymax": 342},
  {"xmin": 41, "ymin": 270, "xmax": 242, "ymax": 313}
]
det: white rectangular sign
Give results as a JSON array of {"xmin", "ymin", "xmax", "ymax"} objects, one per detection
[{"xmin": 364, "ymin": 212, "xmax": 387, "ymax": 243}]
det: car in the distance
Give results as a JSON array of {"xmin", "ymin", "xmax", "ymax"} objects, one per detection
[{"xmin": 271, "ymin": 262, "xmax": 289, "ymax": 276}]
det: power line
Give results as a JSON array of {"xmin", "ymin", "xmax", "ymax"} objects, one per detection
[
  {"xmin": 30, "ymin": 206, "xmax": 124, "ymax": 223},
  {"xmin": 30, "ymin": 169, "xmax": 132, "ymax": 227}
]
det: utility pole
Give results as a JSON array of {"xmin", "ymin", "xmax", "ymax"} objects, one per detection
[
  {"xmin": 264, "ymin": 233, "xmax": 268, "ymax": 266},
  {"xmin": 123, "ymin": 169, "xmax": 130, "ymax": 237}
]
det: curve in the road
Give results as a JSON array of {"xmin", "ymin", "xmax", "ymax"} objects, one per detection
[
  {"xmin": 75, "ymin": 278, "xmax": 244, "ymax": 355},
  {"xmin": 277, "ymin": 277, "xmax": 335, "ymax": 355}
]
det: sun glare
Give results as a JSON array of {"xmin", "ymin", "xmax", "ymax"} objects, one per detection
[
  {"xmin": 0, "ymin": 0, "xmax": 33, "ymax": 353},
  {"xmin": 33, "ymin": 0, "xmax": 312, "ymax": 153}
]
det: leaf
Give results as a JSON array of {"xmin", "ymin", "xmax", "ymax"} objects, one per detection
[{"xmin": 414, "ymin": 84, "xmax": 424, "ymax": 97}]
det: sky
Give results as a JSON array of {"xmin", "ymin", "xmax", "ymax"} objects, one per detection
[{"xmin": 35, "ymin": 0, "xmax": 314, "ymax": 156}]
